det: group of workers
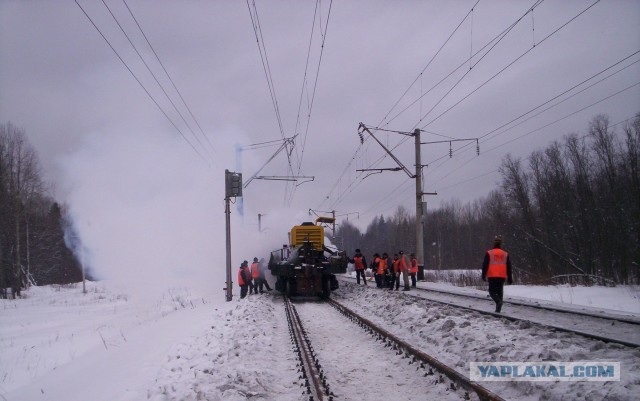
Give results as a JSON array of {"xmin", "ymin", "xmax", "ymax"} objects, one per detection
[
  {"xmin": 351, "ymin": 236, "xmax": 513, "ymax": 313},
  {"xmin": 350, "ymin": 249, "xmax": 419, "ymax": 291},
  {"xmin": 237, "ymin": 257, "xmax": 272, "ymax": 299},
  {"xmin": 236, "ymin": 236, "xmax": 513, "ymax": 313}
]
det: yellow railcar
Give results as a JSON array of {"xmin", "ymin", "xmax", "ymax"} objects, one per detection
[{"xmin": 269, "ymin": 222, "xmax": 347, "ymax": 297}]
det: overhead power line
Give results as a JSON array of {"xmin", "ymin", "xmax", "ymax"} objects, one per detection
[
  {"xmin": 423, "ymin": 51, "xmax": 640, "ymax": 182},
  {"xmin": 330, "ymin": 0, "xmax": 603, "ymax": 212},
  {"xmin": 121, "ymin": 0, "xmax": 217, "ymax": 157},
  {"xmin": 419, "ymin": 0, "xmax": 601, "ymax": 130},
  {"xmin": 73, "ymin": 0, "xmax": 208, "ymax": 165},
  {"xmin": 321, "ymin": 0, "xmax": 544, "ymax": 210},
  {"xmin": 99, "ymin": 0, "xmax": 214, "ymax": 162},
  {"xmin": 288, "ymin": 0, "xmax": 334, "ymax": 207},
  {"xmin": 378, "ymin": 0, "xmax": 481, "ymax": 129},
  {"xmin": 385, "ymin": 0, "xmax": 544, "ymax": 130},
  {"xmin": 319, "ymin": 0, "xmax": 485, "ymax": 210}
]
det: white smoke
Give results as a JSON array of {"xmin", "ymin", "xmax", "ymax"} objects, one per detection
[{"xmin": 57, "ymin": 127, "xmax": 305, "ymax": 304}]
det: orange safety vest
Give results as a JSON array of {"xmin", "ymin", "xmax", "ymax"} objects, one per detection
[
  {"xmin": 410, "ymin": 258, "xmax": 418, "ymax": 273},
  {"xmin": 486, "ymin": 249, "xmax": 508, "ymax": 278},
  {"xmin": 354, "ymin": 256, "xmax": 365, "ymax": 270},
  {"xmin": 374, "ymin": 257, "xmax": 384, "ymax": 275},
  {"xmin": 251, "ymin": 262, "xmax": 260, "ymax": 279},
  {"xmin": 238, "ymin": 267, "xmax": 247, "ymax": 286},
  {"xmin": 392, "ymin": 259, "xmax": 400, "ymax": 273},
  {"xmin": 398, "ymin": 256, "xmax": 408, "ymax": 272},
  {"xmin": 378, "ymin": 258, "xmax": 387, "ymax": 275}
]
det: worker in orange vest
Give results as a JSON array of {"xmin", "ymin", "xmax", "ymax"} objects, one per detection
[
  {"xmin": 381, "ymin": 252, "xmax": 392, "ymax": 288},
  {"xmin": 238, "ymin": 261, "xmax": 251, "ymax": 299},
  {"xmin": 409, "ymin": 253, "xmax": 419, "ymax": 288},
  {"xmin": 250, "ymin": 257, "xmax": 261, "ymax": 295},
  {"xmin": 482, "ymin": 236, "xmax": 513, "ymax": 312},
  {"xmin": 350, "ymin": 249, "xmax": 368, "ymax": 285},
  {"xmin": 372, "ymin": 253, "xmax": 383, "ymax": 287},
  {"xmin": 398, "ymin": 250, "xmax": 410, "ymax": 291}
]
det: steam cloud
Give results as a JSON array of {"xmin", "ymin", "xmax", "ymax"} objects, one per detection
[{"xmin": 58, "ymin": 128, "xmax": 306, "ymax": 303}]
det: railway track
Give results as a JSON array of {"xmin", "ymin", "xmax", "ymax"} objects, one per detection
[
  {"xmin": 284, "ymin": 295, "xmax": 506, "ymax": 401},
  {"xmin": 284, "ymin": 296, "xmax": 332, "ymax": 401},
  {"xmin": 338, "ymin": 275, "xmax": 640, "ymax": 348}
]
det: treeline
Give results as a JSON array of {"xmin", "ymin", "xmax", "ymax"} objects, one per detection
[
  {"xmin": 1, "ymin": 122, "xmax": 82, "ymax": 298},
  {"xmin": 337, "ymin": 113, "xmax": 639, "ymax": 285}
]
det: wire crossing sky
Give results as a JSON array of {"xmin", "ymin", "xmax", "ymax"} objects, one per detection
[{"xmin": 1, "ymin": 0, "xmax": 639, "ymax": 231}]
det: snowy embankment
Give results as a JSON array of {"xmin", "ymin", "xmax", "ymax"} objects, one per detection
[
  {"xmin": 334, "ymin": 282, "xmax": 640, "ymax": 401},
  {"xmin": 2, "ymin": 281, "xmax": 639, "ymax": 401},
  {"xmin": 0, "ymin": 283, "xmax": 302, "ymax": 401},
  {"xmin": 348, "ymin": 270, "xmax": 640, "ymax": 316}
]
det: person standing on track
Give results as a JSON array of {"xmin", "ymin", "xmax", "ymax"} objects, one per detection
[
  {"xmin": 409, "ymin": 253, "xmax": 418, "ymax": 288},
  {"xmin": 382, "ymin": 252, "xmax": 392, "ymax": 288},
  {"xmin": 250, "ymin": 257, "xmax": 260, "ymax": 295},
  {"xmin": 390, "ymin": 254, "xmax": 400, "ymax": 290},
  {"xmin": 481, "ymin": 236, "xmax": 513, "ymax": 313},
  {"xmin": 258, "ymin": 257, "xmax": 272, "ymax": 293},
  {"xmin": 399, "ymin": 250, "xmax": 411, "ymax": 291},
  {"xmin": 238, "ymin": 261, "xmax": 251, "ymax": 299},
  {"xmin": 372, "ymin": 253, "xmax": 383, "ymax": 287},
  {"xmin": 351, "ymin": 249, "xmax": 368, "ymax": 285}
]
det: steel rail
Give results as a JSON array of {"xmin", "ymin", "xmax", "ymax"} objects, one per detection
[
  {"xmin": 339, "ymin": 275, "xmax": 640, "ymax": 324},
  {"xmin": 284, "ymin": 296, "xmax": 329, "ymax": 401},
  {"xmin": 413, "ymin": 282, "xmax": 640, "ymax": 325},
  {"xmin": 338, "ymin": 276, "xmax": 640, "ymax": 348},
  {"xmin": 327, "ymin": 297, "xmax": 506, "ymax": 401}
]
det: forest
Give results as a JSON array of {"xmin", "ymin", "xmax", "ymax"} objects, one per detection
[
  {"xmin": 0, "ymin": 122, "xmax": 81, "ymax": 298},
  {"xmin": 337, "ymin": 113, "xmax": 640, "ymax": 285},
  {"xmin": 2, "ymin": 112, "xmax": 638, "ymax": 296}
]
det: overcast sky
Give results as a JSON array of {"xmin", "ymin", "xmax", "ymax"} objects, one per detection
[{"xmin": 2, "ymin": 0, "xmax": 639, "ymax": 237}]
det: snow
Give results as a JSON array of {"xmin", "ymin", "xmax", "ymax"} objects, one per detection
[
  {"xmin": 350, "ymin": 270, "xmax": 640, "ymax": 316},
  {"xmin": 1, "ymin": 281, "xmax": 638, "ymax": 401}
]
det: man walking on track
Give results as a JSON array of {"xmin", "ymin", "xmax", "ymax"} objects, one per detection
[{"xmin": 481, "ymin": 236, "xmax": 513, "ymax": 313}]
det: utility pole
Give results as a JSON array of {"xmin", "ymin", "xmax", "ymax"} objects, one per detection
[
  {"xmin": 357, "ymin": 123, "xmax": 437, "ymax": 270},
  {"xmin": 358, "ymin": 123, "xmax": 479, "ymax": 272},
  {"xmin": 414, "ymin": 128, "xmax": 425, "ymax": 274},
  {"xmin": 224, "ymin": 169, "xmax": 242, "ymax": 302}
]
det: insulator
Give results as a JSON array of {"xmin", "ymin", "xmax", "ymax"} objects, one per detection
[{"xmin": 476, "ymin": 139, "xmax": 480, "ymax": 155}]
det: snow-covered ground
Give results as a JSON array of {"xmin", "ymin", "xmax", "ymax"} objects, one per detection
[
  {"xmin": 1, "ymin": 281, "xmax": 638, "ymax": 401},
  {"xmin": 349, "ymin": 270, "xmax": 640, "ymax": 315}
]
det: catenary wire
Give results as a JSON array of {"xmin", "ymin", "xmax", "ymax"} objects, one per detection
[
  {"xmin": 335, "ymin": 0, "xmax": 603, "ymax": 209},
  {"xmin": 323, "ymin": 0, "xmax": 545, "ymax": 209},
  {"xmin": 289, "ymin": 0, "xmax": 334, "ymax": 206},
  {"xmin": 423, "ymin": 53, "xmax": 640, "ymax": 180},
  {"xmin": 319, "ymin": 1, "xmax": 489, "ymax": 210},
  {"xmin": 121, "ymin": 0, "xmax": 217, "ymax": 157},
  {"xmin": 73, "ymin": 0, "xmax": 208, "ymax": 165},
  {"xmin": 377, "ymin": 0, "xmax": 481, "ymax": 129},
  {"xmin": 385, "ymin": 0, "xmax": 544, "ymax": 130},
  {"xmin": 99, "ymin": 0, "xmax": 214, "ymax": 162},
  {"xmin": 419, "ymin": 0, "xmax": 602, "ymax": 130}
]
